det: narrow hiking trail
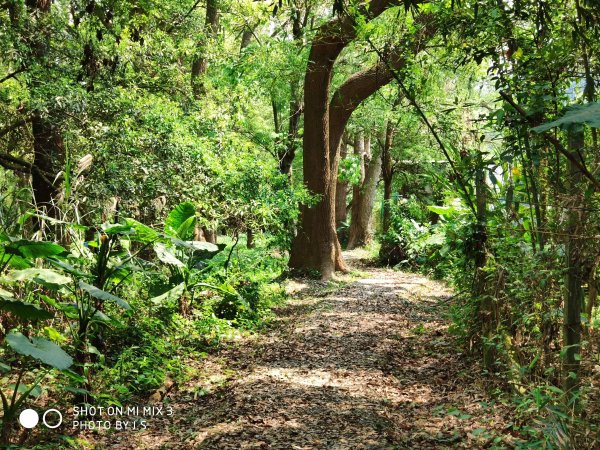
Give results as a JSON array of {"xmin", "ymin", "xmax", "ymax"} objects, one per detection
[{"xmin": 96, "ymin": 252, "xmax": 517, "ymax": 449}]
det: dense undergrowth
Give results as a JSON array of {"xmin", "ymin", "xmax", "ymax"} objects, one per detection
[
  {"xmin": 378, "ymin": 193, "xmax": 600, "ymax": 448},
  {"xmin": 0, "ymin": 190, "xmax": 288, "ymax": 447}
]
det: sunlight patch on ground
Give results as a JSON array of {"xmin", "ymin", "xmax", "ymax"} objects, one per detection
[{"xmin": 356, "ymin": 277, "xmax": 401, "ymax": 285}]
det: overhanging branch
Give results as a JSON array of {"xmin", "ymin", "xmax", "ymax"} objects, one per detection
[
  {"xmin": 365, "ymin": 36, "xmax": 478, "ymax": 215},
  {"xmin": 0, "ymin": 152, "xmax": 54, "ymax": 187},
  {"xmin": 328, "ymin": 12, "xmax": 435, "ymax": 163},
  {"xmin": 0, "ymin": 67, "xmax": 26, "ymax": 84}
]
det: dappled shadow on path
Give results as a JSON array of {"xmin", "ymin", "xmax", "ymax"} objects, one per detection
[{"xmin": 95, "ymin": 253, "xmax": 517, "ymax": 449}]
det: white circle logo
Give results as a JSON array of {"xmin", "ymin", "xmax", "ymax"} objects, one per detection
[
  {"xmin": 19, "ymin": 409, "xmax": 39, "ymax": 428},
  {"xmin": 42, "ymin": 409, "xmax": 63, "ymax": 429}
]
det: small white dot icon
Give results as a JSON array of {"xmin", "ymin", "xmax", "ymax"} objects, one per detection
[{"xmin": 19, "ymin": 409, "xmax": 39, "ymax": 428}]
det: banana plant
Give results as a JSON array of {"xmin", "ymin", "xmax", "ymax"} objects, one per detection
[
  {"xmin": 1, "ymin": 331, "xmax": 73, "ymax": 446},
  {"xmin": 151, "ymin": 202, "xmax": 241, "ymax": 313},
  {"xmin": 1, "ymin": 225, "xmax": 143, "ymax": 401},
  {"xmin": 0, "ymin": 283, "xmax": 72, "ymax": 446}
]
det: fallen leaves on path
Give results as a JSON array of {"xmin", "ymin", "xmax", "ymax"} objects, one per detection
[{"xmin": 92, "ymin": 252, "xmax": 518, "ymax": 449}]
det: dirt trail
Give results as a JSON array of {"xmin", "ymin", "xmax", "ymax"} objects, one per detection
[{"xmin": 98, "ymin": 252, "xmax": 515, "ymax": 449}]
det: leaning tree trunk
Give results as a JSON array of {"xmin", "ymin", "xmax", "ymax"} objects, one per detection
[
  {"xmin": 347, "ymin": 135, "xmax": 382, "ymax": 249},
  {"xmin": 287, "ymin": 9, "xmax": 359, "ymax": 279},
  {"xmin": 288, "ymin": 3, "xmax": 434, "ymax": 278}
]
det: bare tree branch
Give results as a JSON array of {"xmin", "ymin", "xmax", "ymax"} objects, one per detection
[
  {"xmin": 0, "ymin": 115, "xmax": 33, "ymax": 139},
  {"xmin": 0, "ymin": 67, "xmax": 26, "ymax": 84}
]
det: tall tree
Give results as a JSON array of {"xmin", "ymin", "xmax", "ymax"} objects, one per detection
[
  {"xmin": 381, "ymin": 104, "xmax": 399, "ymax": 233},
  {"xmin": 191, "ymin": 0, "xmax": 220, "ymax": 97},
  {"xmin": 335, "ymin": 136, "xmax": 350, "ymax": 229},
  {"xmin": 563, "ymin": 128, "xmax": 585, "ymax": 405},
  {"xmin": 26, "ymin": 0, "xmax": 65, "ymax": 221},
  {"xmin": 347, "ymin": 134, "xmax": 382, "ymax": 249},
  {"xmin": 288, "ymin": 2, "xmax": 434, "ymax": 278}
]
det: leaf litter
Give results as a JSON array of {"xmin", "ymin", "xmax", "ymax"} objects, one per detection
[{"xmin": 91, "ymin": 250, "xmax": 518, "ymax": 449}]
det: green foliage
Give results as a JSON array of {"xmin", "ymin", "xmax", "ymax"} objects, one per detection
[
  {"xmin": 379, "ymin": 196, "xmax": 450, "ymax": 272},
  {"xmin": 165, "ymin": 202, "xmax": 197, "ymax": 240},
  {"xmin": 0, "ymin": 0, "xmax": 599, "ymax": 445},
  {"xmin": 0, "ymin": 296, "xmax": 54, "ymax": 321},
  {"xmin": 6, "ymin": 332, "xmax": 73, "ymax": 371},
  {"xmin": 533, "ymin": 102, "xmax": 600, "ymax": 133}
]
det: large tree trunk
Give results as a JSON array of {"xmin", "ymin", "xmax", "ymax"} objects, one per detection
[
  {"xmin": 26, "ymin": 0, "xmax": 64, "ymax": 223},
  {"xmin": 191, "ymin": 0, "xmax": 219, "ymax": 97},
  {"xmin": 288, "ymin": 3, "xmax": 433, "ymax": 278},
  {"xmin": 30, "ymin": 114, "xmax": 64, "ymax": 219},
  {"xmin": 287, "ymin": 9, "xmax": 359, "ymax": 279},
  {"xmin": 347, "ymin": 135, "xmax": 382, "ymax": 249}
]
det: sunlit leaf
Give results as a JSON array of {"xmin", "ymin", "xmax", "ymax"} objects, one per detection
[
  {"xmin": 78, "ymin": 281, "xmax": 131, "ymax": 310},
  {"xmin": 6, "ymin": 331, "xmax": 73, "ymax": 370},
  {"xmin": 533, "ymin": 102, "xmax": 600, "ymax": 132}
]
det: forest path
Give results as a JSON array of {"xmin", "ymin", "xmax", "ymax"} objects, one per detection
[{"xmin": 100, "ymin": 250, "xmax": 515, "ymax": 449}]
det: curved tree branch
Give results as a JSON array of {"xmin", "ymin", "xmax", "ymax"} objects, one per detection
[
  {"xmin": 0, "ymin": 151, "xmax": 54, "ymax": 187},
  {"xmin": 328, "ymin": 12, "xmax": 436, "ymax": 163}
]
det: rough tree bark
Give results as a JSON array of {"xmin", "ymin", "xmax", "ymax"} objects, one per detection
[
  {"xmin": 289, "ymin": 1, "xmax": 433, "ymax": 279},
  {"xmin": 381, "ymin": 118, "xmax": 396, "ymax": 233},
  {"xmin": 191, "ymin": 0, "xmax": 219, "ymax": 97},
  {"xmin": 30, "ymin": 115, "xmax": 64, "ymax": 218},
  {"xmin": 26, "ymin": 0, "xmax": 64, "ymax": 221},
  {"xmin": 563, "ymin": 129, "xmax": 585, "ymax": 405},
  {"xmin": 335, "ymin": 137, "xmax": 350, "ymax": 229},
  {"xmin": 347, "ymin": 135, "xmax": 382, "ymax": 249}
]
